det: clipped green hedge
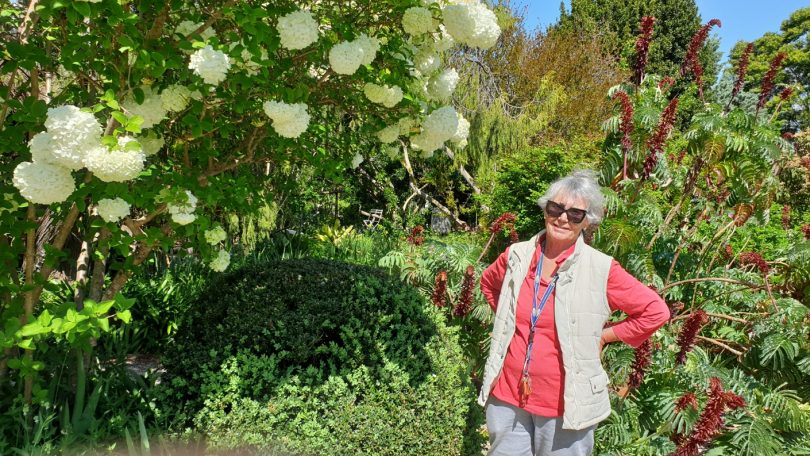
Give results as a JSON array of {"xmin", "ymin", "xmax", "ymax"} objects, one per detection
[{"xmin": 160, "ymin": 258, "xmax": 483, "ymax": 455}]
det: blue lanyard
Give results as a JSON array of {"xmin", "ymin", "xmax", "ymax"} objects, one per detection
[{"xmin": 521, "ymin": 248, "xmax": 558, "ymax": 378}]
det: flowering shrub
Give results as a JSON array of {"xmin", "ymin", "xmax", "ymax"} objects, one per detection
[{"xmin": 0, "ymin": 0, "xmax": 502, "ymax": 415}]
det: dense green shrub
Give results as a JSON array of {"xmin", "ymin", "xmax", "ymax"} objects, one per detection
[{"xmin": 159, "ymin": 258, "xmax": 483, "ymax": 455}]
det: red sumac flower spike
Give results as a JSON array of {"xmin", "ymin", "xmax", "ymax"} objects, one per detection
[
  {"xmin": 757, "ymin": 52, "xmax": 787, "ymax": 114},
  {"xmin": 633, "ymin": 16, "xmax": 656, "ymax": 85},
  {"xmin": 431, "ymin": 271, "xmax": 448, "ymax": 308},
  {"xmin": 680, "ymin": 19, "xmax": 722, "ymax": 78},
  {"xmin": 642, "ymin": 97, "xmax": 679, "ymax": 181},
  {"xmin": 737, "ymin": 251, "xmax": 769, "ymax": 275},
  {"xmin": 731, "ymin": 43, "xmax": 754, "ymax": 102},
  {"xmin": 670, "ymin": 377, "xmax": 745, "ymax": 456},
  {"xmin": 676, "ymin": 310, "xmax": 709, "ymax": 365},
  {"xmin": 675, "ymin": 393, "xmax": 698, "ymax": 413},
  {"xmin": 453, "ymin": 265, "xmax": 476, "ymax": 317},
  {"xmin": 407, "ymin": 225, "xmax": 425, "ymax": 246},
  {"xmin": 628, "ymin": 338, "xmax": 652, "ymax": 389}
]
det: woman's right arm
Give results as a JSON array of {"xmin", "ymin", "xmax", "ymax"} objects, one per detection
[{"xmin": 480, "ymin": 248, "xmax": 510, "ymax": 311}]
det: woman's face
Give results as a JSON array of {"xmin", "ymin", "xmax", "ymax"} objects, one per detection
[{"xmin": 544, "ymin": 193, "xmax": 589, "ymax": 246}]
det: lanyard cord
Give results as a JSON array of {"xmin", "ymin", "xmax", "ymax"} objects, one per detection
[{"xmin": 520, "ymin": 247, "xmax": 559, "ymax": 379}]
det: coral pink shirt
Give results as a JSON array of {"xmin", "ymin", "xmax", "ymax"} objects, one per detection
[{"xmin": 479, "ymin": 238, "xmax": 669, "ymax": 417}]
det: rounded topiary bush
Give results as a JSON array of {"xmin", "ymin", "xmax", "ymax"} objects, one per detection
[{"xmin": 160, "ymin": 258, "xmax": 482, "ymax": 455}]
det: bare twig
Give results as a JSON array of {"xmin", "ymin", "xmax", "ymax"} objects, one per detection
[{"xmin": 696, "ymin": 335, "xmax": 744, "ymax": 356}]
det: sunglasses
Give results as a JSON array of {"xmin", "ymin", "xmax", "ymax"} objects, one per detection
[{"xmin": 545, "ymin": 201, "xmax": 587, "ymax": 224}]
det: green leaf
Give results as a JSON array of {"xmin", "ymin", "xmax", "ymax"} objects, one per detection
[{"xmin": 116, "ymin": 310, "xmax": 132, "ymax": 324}]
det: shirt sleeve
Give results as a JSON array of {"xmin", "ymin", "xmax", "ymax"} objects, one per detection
[
  {"xmin": 606, "ymin": 260, "xmax": 670, "ymax": 347},
  {"xmin": 480, "ymin": 248, "xmax": 510, "ymax": 311}
]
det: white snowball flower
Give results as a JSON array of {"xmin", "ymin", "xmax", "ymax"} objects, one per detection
[
  {"xmin": 377, "ymin": 125, "xmax": 400, "ymax": 144},
  {"xmin": 189, "ymin": 46, "xmax": 231, "ymax": 85},
  {"xmin": 328, "ymin": 40, "xmax": 365, "ymax": 75},
  {"xmin": 398, "ymin": 117, "xmax": 416, "ymax": 135},
  {"xmin": 410, "ymin": 106, "xmax": 459, "ymax": 154},
  {"xmin": 12, "ymin": 161, "xmax": 75, "ymax": 205},
  {"xmin": 97, "ymin": 197, "xmax": 131, "ymax": 223},
  {"xmin": 161, "ymin": 84, "xmax": 192, "ymax": 112},
  {"xmin": 84, "ymin": 137, "xmax": 145, "ymax": 182},
  {"xmin": 262, "ymin": 101, "xmax": 311, "ymax": 138},
  {"xmin": 43, "ymin": 105, "xmax": 103, "ymax": 169},
  {"xmin": 363, "ymin": 83, "xmax": 403, "ymax": 108},
  {"xmin": 414, "ymin": 47, "xmax": 441, "ymax": 74},
  {"xmin": 175, "ymin": 20, "xmax": 216, "ymax": 42},
  {"xmin": 442, "ymin": 3, "xmax": 501, "ymax": 49},
  {"xmin": 122, "ymin": 86, "xmax": 167, "ymax": 129},
  {"xmin": 433, "ymin": 25, "xmax": 456, "ymax": 52},
  {"xmin": 138, "ymin": 131, "xmax": 165, "ymax": 156},
  {"xmin": 402, "ymin": 7, "xmax": 437, "ymax": 35},
  {"xmin": 384, "ymin": 144, "xmax": 400, "ymax": 160},
  {"xmin": 29, "ymin": 132, "xmax": 54, "ymax": 163},
  {"xmin": 277, "ymin": 10, "xmax": 319, "ymax": 50},
  {"xmin": 410, "ymin": 132, "xmax": 444, "ymax": 154},
  {"xmin": 168, "ymin": 191, "xmax": 197, "ymax": 225},
  {"xmin": 422, "ymin": 105, "xmax": 459, "ymax": 143},
  {"xmin": 429, "ymin": 67, "xmax": 459, "ymax": 100},
  {"xmin": 451, "ymin": 113, "xmax": 470, "ymax": 144},
  {"xmin": 209, "ymin": 249, "xmax": 231, "ymax": 272},
  {"xmin": 172, "ymin": 212, "xmax": 196, "ymax": 225},
  {"xmin": 351, "ymin": 153, "xmax": 364, "ymax": 169},
  {"xmin": 204, "ymin": 226, "xmax": 227, "ymax": 245},
  {"xmin": 356, "ymin": 33, "xmax": 380, "ymax": 65}
]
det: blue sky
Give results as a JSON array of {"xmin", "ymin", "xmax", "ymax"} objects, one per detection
[{"xmin": 519, "ymin": 0, "xmax": 807, "ymax": 65}]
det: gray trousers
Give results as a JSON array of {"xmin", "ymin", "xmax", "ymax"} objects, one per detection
[{"xmin": 486, "ymin": 396, "xmax": 595, "ymax": 456}]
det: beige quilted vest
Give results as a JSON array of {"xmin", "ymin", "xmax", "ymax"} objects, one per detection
[{"xmin": 478, "ymin": 231, "xmax": 613, "ymax": 430}]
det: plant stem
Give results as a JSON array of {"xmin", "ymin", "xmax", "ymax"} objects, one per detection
[
  {"xmin": 660, "ymin": 277, "xmax": 764, "ymax": 293},
  {"xmin": 695, "ymin": 335, "xmax": 744, "ymax": 356},
  {"xmin": 23, "ymin": 204, "xmax": 36, "ymax": 404}
]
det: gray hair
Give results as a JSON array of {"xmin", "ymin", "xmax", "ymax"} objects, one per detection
[{"xmin": 537, "ymin": 170, "xmax": 605, "ymax": 225}]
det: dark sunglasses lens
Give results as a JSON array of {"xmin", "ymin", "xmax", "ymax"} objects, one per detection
[
  {"xmin": 568, "ymin": 209, "xmax": 586, "ymax": 223},
  {"xmin": 546, "ymin": 202, "xmax": 564, "ymax": 217}
]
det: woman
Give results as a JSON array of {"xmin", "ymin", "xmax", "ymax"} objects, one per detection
[{"xmin": 479, "ymin": 170, "xmax": 669, "ymax": 456}]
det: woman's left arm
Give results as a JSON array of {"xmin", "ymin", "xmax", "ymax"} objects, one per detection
[{"xmin": 601, "ymin": 260, "xmax": 670, "ymax": 350}]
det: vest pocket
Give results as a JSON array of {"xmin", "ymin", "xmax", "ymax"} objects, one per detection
[{"xmin": 589, "ymin": 372, "xmax": 609, "ymax": 394}]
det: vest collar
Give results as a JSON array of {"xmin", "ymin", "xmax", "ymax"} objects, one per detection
[{"xmin": 528, "ymin": 229, "xmax": 585, "ymax": 273}]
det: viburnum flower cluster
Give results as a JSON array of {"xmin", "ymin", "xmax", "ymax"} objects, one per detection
[
  {"xmin": 402, "ymin": 7, "xmax": 437, "ymax": 36},
  {"xmin": 442, "ymin": 2, "xmax": 501, "ymax": 49},
  {"xmin": 138, "ymin": 131, "xmax": 165, "ymax": 156},
  {"xmin": 428, "ymin": 67, "xmax": 459, "ymax": 101},
  {"xmin": 97, "ymin": 197, "xmax": 131, "ymax": 223},
  {"xmin": 276, "ymin": 10, "xmax": 319, "ymax": 50},
  {"xmin": 364, "ymin": 83, "xmax": 404, "ymax": 108},
  {"xmin": 411, "ymin": 105, "xmax": 460, "ymax": 155},
  {"xmin": 204, "ymin": 226, "xmax": 227, "ymax": 245},
  {"xmin": 328, "ymin": 34, "xmax": 379, "ymax": 75},
  {"xmin": 175, "ymin": 21, "xmax": 215, "ymax": 43},
  {"xmin": 377, "ymin": 124, "xmax": 400, "ymax": 144},
  {"xmin": 189, "ymin": 45, "xmax": 231, "ymax": 85},
  {"xmin": 160, "ymin": 84, "xmax": 193, "ymax": 112},
  {"xmin": 262, "ymin": 101, "xmax": 311, "ymax": 138},
  {"xmin": 14, "ymin": 105, "xmax": 150, "ymax": 204},
  {"xmin": 122, "ymin": 86, "xmax": 166, "ymax": 129},
  {"xmin": 168, "ymin": 191, "xmax": 198, "ymax": 225},
  {"xmin": 209, "ymin": 249, "xmax": 231, "ymax": 272},
  {"xmin": 85, "ymin": 136, "xmax": 145, "ymax": 182}
]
